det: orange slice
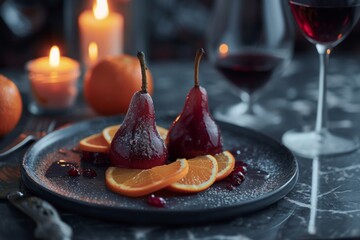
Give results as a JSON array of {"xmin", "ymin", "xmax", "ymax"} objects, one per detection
[
  {"xmin": 102, "ymin": 125, "xmax": 120, "ymax": 144},
  {"xmin": 79, "ymin": 133, "xmax": 109, "ymax": 152},
  {"xmin": 102, "ymin": 124, "xmax": 168, "ymax": 144},
  {"xmin": 105, "ymin": 159, "xmax": 189, "ymax": 197},
  {"xmin": 167, "ymin": 155, "xmax": 218, "ymax": 193},
  {"xmin": 214, "ymin": 151, "xmax": 235, "ymax": 181}
]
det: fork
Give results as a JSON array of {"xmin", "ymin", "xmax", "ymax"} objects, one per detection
[{"xmin": 0, "ymin": 118, "xmax": 56, "ymax": 157}]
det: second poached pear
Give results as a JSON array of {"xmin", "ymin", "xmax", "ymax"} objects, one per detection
[{"xmin": 166, "ymin": 48, "xmax": 223, "ymax": 160}]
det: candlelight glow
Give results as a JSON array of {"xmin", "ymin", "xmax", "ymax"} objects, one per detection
[
  {"xmin": 93, "ymin": 0, "xmax": 109, "ymax": 20},
  {"xmin": 49, "ymin": 46, "xmax": 60, "ymax": 67},
  {"xmin": 89, "ymin": 42, "xmax": 98, "ymax": 62},
  {"xmin": 219, "ymin": 43, "xmax": 229, "ymax": 56}
]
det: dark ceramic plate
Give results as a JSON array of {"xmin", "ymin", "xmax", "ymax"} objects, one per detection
[{"xmin": 22, "ymin": 116, "xmax": 298, "ymax": 225}]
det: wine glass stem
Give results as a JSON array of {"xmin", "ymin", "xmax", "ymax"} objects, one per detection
[
  {"xmin": 315, "ymin": 44, "xmax": 331, "ymax": 135},
  {"xmin": 240, "ymin": 91, "xmax": 255, "ymax": 115}
]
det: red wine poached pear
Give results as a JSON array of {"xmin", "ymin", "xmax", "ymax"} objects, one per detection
[
  {"xmin": 166, "ymin": 48, "xmax": 223, "ymax": 160},
  {"xmin": 109, "ymin": 52, "xmax": 168, "ymax": 169}
]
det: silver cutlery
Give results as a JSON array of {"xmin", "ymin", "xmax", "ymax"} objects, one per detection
[
  {"xmin": 0, "ymin": 118, "xmax": 56, "ymax": 157},
  {"xmin": 0, "ymin": 119, "xmax": 72, "ymax": 239},
  {"xmin": 0, "ymin": 163, "xmax": 73, "ymax": 240},
  {"xmin": 7, "ymin": 191, "xmax": 72, "ymax": 240}
]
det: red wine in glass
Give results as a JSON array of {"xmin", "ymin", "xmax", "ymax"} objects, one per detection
[
  {"xmin": 206, "ymin": 0, "xmax": 294, "ymax": 129},
  {"xmin": 289, "ymin": 1, "xmax": 360, "ymax": 45},
  {"xmin": 282, "ymin": 0, "xmax": 360, "ymax": 158},
  {"xmin": 215, "ymin": 53, "xmax": 284, "ymax": 94}
]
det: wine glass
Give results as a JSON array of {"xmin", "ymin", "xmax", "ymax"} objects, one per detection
[
  {"xmin": 206, "ymin": 0, "xmax": 294, "ymax": 128},
  {"xmin": 282, "ymin": 0, "xmax": 360, "ymax": 158}
]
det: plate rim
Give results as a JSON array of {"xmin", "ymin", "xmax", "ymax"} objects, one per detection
[{"xmin": 21, "ymin": 116, "xmax": 298, "ymax": 223}]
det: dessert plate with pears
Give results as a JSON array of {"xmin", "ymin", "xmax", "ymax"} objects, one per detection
[{"xmin": 22, "ymin": 50, "xmax": 298, "ymax": 224}]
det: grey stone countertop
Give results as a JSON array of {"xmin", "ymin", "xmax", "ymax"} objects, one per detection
[{"xmin": 1, "ymin": 53, "xmax": 360, "ymax": 239}]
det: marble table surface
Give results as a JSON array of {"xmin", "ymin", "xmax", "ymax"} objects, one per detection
[{"xmin": 1, "ymin": 54, "xmax": 360, "ymax": 239}]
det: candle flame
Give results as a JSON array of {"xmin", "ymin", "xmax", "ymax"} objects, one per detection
[
  {"xmin": 49, "ymin": 46, "xmax": 60, "ymax": 67},
  {"xmin": 93, "ymin": 0, "xmax": 109, "ymax": 20},
  {"xmin": 219, "ymin": 43, "xmax": 229, "ymax": 57},
  {"xmin": 89, "ymin": 42, "xmax": 98, "ymax": 62}
]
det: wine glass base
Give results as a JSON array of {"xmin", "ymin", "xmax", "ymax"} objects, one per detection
[
  {"xmin": 282, "ymin": 129, "xmax": 359, "ymax": 158},
  {"xmin": 214, "ymin": 102, "xmax": 281, "ymax": 128}
]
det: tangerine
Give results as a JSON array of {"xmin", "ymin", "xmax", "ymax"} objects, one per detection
[
  {"xmin": 84, "ymin": 55, "xmax": 153, "ymax": 116},
  {"xmin": 0, "ymin": 75, "xmax": 22, "ymax": 137}
]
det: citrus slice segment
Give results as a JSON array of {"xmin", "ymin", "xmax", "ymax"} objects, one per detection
[
  {"xmin": 102, "ymin": 124, "xmax": 168, "ymax": 144},
  {"xmin": 102, "ymin": 125, "xmax": 120, "ymax": 144},
  {"xmin": 214, "ymin": 151, "xmax": 235, "ymax": 181},
  {"xmin": 105, "ymin": 159, "xmax": 189, "ymax": 197},
  {"xmin": 167, "ymin": 155, "xmax": 218, "ymax": 193},
  {"xmin": 79, "ymin": 133, "xmax": 109, "ymax": 153}
]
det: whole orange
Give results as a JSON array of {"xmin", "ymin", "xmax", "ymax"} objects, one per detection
[
  {"xmin": 84, "ymin": 55, "xmax": 153, "ymax": 115},
  {"xmin": 0, "ymin": 75, "xmax": 22, "ymax": 137}
]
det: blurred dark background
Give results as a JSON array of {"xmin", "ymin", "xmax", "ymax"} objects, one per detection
[{"xmin": 1, "ymin": 0, "xmax": 360, "ymax": 68}]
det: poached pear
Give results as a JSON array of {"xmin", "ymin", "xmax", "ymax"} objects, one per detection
[
  {"xmin": 166, "ymin": 48, "xmax": 223, "ymax": 160},
  {"xmin": 109, "ymin": 52, "xmax": 168, "ymax": 169}
]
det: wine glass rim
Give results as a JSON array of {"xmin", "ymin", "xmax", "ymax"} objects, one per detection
[{"xmin": 289, "ymin": 0, "xmax": 360, "ymax": 7}]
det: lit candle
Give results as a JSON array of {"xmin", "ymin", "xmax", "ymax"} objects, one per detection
[
  {"xmin": 79, "ymin": 0, "xmax": 124, "ymax": 68},
  {"xmin": 26, "ymin": 46, "xmax": 80, "ymax": 110}
]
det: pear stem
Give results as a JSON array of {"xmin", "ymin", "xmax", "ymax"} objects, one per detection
[
  {"xmin": 194, "ymin": 48, "xmax": 205, "ymax": 88},
  {"xmin": 137, "ymin": 51, "xmax": 148, "ymax": 93}
]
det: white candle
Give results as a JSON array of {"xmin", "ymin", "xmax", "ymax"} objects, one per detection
[
  {"xmin": 27, "ymin": 46, "xmax": 80, "ymax": 109},
  {"xmin": 79, "ymin": 0, "xmax": 124, "ymax": 68}
]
